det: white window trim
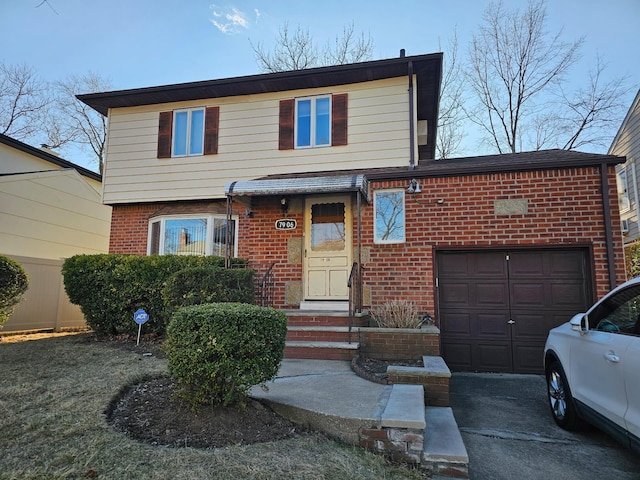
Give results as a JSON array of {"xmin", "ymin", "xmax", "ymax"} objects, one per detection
[
  {"xmin": 172, "ymin": 107, "xmax": 205, "ymax": 157},
  {"xmin": 373, "ymin": 189, "xmax": 406, "ymax": 244},
  {"xmin": 295, "ymin": 95, "xmax": 331, "ymax": 149},
  {"xmin": 147, "ymin": 214, "xmax": 239, "ymax": 256}
]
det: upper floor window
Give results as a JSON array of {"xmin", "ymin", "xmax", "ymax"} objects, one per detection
[
  {"xmin": 279, "ymin": 94, "xmax": 348, "ymax": 150},
  {"xmin": 148, "ymin": 214, "xmax": 237, "ymax": 256},
  {"xmin": 157, "ymin": 106, "xmax": 219, "ymax": 159},
  {"xmin": 374, "ymin": 189, "xmax": 405, "ymax": 244},
  {"xmin": 296, "ymin": 96, "xmax": 331, "ymax": 148},
  {"xmin": 173, "ymin": 108, "xmax": 204, "ymax": 156}
]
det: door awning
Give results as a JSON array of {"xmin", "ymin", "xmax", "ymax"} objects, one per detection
[{"xmin": 225, "ymin": 174, "xmax": 369, "ymax": 200}]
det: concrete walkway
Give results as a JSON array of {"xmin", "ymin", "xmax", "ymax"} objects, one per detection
[
  {"xmin": 250, "ymin": 358, "xmax": 469, "ymax": 478},
  {"xmin": 250, "ymin": 359, "xmax": 388, "ymax": 444}
]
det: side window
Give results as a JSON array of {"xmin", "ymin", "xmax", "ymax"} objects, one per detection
[
  {"xmin": 374, "ymin": 189, "xmax": 405, "ymax": 244},
  {"xmin": 617, "ymin": 167, "xmax": 630, "ymax": 212},
  {"xmin": 590, "ymin": 285, "xmax": 640, "ymax": 336}
]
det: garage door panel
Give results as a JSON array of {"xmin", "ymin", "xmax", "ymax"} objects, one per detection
[
  {"xmin": 439, "ymin": 312, "xmax": 472, "ymax": 335},
  {"xmin": 510, "ymin": 282, "xmax": 546, "ymax": 307},
  {"xmin": 474, "ymin": 252, "xmax": 508, "ymax": 276},
  {"xmin": 476, "ymin": 312, "xmax": 510, "ymax": 337},
  {"xmin": 509, "ymin": 252, "xmax": 544, "ymax": 277},
  {"xmin": 548, "ymin": 251, "xmax": 585, "ymax": 277},
  {"xmin": 550, "ymin": 281, "xmax": 588, "ymax": 308},
  {"xmin": 441, "ymin": 342, "xmax": 473, "ymax": 371},
  {"xmin": 512, "ymin": 343, "xmax": 546, "ymax": 373},
  {"xmin": 476, "ymin": 283, "xmax": 509, "ymax": 307},
  {"xmin": 511, "ymin": 313, "xmax": 547, "ymax": 338},
  {"xmin": 440, "ymin": 283, "xmax": 470, "ymax": 307},
  {"xmin": 476, "ymin": 343, "xmax": 512, "ymax": 373}
]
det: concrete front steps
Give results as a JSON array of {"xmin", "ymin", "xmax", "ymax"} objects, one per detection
[
  {"xmin": 283, "ymin": 310, "xmax": 367, "ymax": 361},
  {"xmin": 361, "ymin": 383, "xmax": 469, "ymax": 478}
]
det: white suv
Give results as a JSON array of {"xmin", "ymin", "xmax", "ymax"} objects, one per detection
[{"xmin": 544, "ymin": 276, "xmax": 640, "ymax": 453}]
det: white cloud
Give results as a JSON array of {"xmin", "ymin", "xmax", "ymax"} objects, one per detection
[{"xmin": 209, "ymin": 5, "xmax": 252, "ymax": 34}]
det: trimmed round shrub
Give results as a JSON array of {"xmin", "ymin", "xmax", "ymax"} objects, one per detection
[
  {"xmin": 165, "ymin": 303, "xmax": 287, "ymax": 407},
  {"xmin": 0, "ymin": 256, "xmax": 29, "ymax": 328},
  {"xmin": 163, "ymin": 266, "xmax": 254, "ymax": 310}
]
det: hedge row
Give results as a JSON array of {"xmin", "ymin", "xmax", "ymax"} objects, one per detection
[{"xmin": 62, "ymin": 254, "xmax": 252, "ymax": 335}]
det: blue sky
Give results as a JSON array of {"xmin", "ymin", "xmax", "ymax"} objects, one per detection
[{"xmin": 2, "ymin": 0, "xmax": 639, "ymax": 171}]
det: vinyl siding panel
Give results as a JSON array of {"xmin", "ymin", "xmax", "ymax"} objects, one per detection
[
  {"xmin": 102, "ymin": 77, "xmax": 412, "ymax": 204},
  {"xmin": 0, "ymin": 170, "xmax": 111, "ymax": 259}
]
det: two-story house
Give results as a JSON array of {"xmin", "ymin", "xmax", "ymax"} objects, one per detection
[{"xmin": 79, "ymin": 52, "xmax": 626, "ymax": 374}]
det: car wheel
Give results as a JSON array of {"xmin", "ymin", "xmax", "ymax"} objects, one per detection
[{"xmin": 546, "ymin": 361, "xmax": 579, "ymax": 430}]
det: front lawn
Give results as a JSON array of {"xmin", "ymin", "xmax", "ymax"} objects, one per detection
[{"xmin": 0, "ymin": 333, "xmax": 429, "ymax": 480}]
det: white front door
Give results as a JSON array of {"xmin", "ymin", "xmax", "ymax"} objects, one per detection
[{"xmin": 304, "ymin": 195, "xmax": 352, "ymax": 300}]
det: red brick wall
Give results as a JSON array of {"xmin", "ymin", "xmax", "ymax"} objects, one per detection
[
  {"xmin": 109, "ymin": 200, "xmax": 237, "ymax": 255},
  {"xmin": 108, "ymin": 166, "xmax": 625, "ymax": 315},
  {"xmin": 363, "ymin": 166, "xmax": 625, "ymax": 316},
  {"xmin": 238, "ymin": 197, "xmax": 304, "ymax": 308}
]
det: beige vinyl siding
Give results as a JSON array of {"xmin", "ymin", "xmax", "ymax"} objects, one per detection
[
  {"xmin": 610, "ymin": 91, "xmax": 640, "ymax": 244},
  {"xmin": 102, "ymin": 77, "xmax": 413, "ymax": 204},
  {"xmin": 0, "ymin": 170, "xmax": 111, "ymax": 259}
]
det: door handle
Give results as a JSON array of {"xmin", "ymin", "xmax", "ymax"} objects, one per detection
[
  {"xmin": 604, "ymin": 351, "xmax": 620, "ymax": 363},
  {"xmin": 507, "ymin": 320, "xmax": 515, "ymax": 325}
]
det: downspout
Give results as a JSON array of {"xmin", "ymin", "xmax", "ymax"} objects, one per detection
[
  {"xmin": 408, "ymin": 60, "xmax": 415, "ymax": 170},
  {"xmin": 357, "ymin": 189, "xmax": 362, "ymax": 313},
  {"xmin": 225, "ymin": 194, "xmax": 232, "ymax": 269},
  {"xmin": 600, "ymin": 163, "xmax": 617, "ymax": 290}
]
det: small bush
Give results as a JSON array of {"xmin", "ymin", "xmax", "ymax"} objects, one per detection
[
  {"xmin": 163, "ymin": 266, "xmax": 254, "ymax": 310},
  {"xmin": 165, "ymin": 303, "xmax": 287, "ymax": 407},
  {"xmin": 0, "ymin": 256, "xmax": 29, "ymax": 328},
  {"xmin": 370, "ymin": 300, "xmax": 421, "ymax": 328},
  {"xmin": 62, "ymin": 254, "xmax": 250, "ymax": 336},
  {"xmin": 625, "ymin": 242, "xmax": 640, "ymax": 280}
]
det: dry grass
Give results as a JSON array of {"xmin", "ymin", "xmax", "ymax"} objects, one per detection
[
  {"xmin": 0, "ymin": 333, "xmax": 430, "ymax": 480},
  {"xmin": 371, "ymin": 300, "xmax": 422, "ymax": 329}
]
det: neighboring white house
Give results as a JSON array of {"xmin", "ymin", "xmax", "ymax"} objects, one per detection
[
  {"xmin": 610, "ymin": 89, "xmax": 640, "ymax": 245},
  {"xmin": 0, "ymin": 133, "xmax": 112, "ymax": 332}
]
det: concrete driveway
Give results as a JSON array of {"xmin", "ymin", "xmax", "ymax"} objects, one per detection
[{"xmin": 450, "ymin": 373, "xmax": 640, "ymax": 480}]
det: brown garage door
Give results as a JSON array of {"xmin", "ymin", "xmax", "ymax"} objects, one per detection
[{"xmin": 437, "ymin": 249, "xmax": 591, "ymax": 374}]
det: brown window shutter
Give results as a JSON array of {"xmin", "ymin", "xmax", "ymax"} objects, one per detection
[
  {"xmin": 279, "ymin": 99, "xmax": 295, "ymax": 150},
  {"xmin": 331, "ymin": 93, "xmax": 348, "ymax": 146},
  {"xmin": 204, "ymin": 106, "xmax": 220, "ymax": 155},
  {"xmin": 157, "ymin": 111, "xmax": 173, "ymax": 158}
]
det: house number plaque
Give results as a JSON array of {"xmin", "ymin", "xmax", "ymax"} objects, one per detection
[{"xmin": 275, "ymin": 219, "xmax": 297, "ymax": 230}]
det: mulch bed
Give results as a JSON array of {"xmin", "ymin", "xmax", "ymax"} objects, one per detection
[{"xmin": 351, "ymin": 355, "xmax": 424, "ymax": 384}]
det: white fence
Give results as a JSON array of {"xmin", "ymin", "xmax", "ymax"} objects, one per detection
[{"xmin": 1, "ymin": 255, "xmax": 86, "ymax": 333}]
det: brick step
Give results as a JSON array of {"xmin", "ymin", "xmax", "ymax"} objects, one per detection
[
  {"xmin": 286, "ymin": 326, "xmax": 358, "ymax": 343},
  {"xmin": 284, "ymin": 309, "xmax": 369, "ymax": 328},
  {"xmin": 284, "ymin": 341, "xmax": 359, "ymax": 361}
]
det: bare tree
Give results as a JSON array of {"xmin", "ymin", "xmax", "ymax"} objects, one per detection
[
  {"xmin": 54, "ymin": 73, "xmax": 111, "ymax": 173},
  {"xmin": 465, "ymin": 0, "xmax": 583, "ymax": 153},
  {"xmin": 0, "ymin": 62, "xmax": 51, "ymax": 141},
  {"xmin": 252, "ymin": 22, "xmax": 373, "ymax": 73},
  {"xmin": 321, "ymin": 22, "xmax": 373, "ymax": 66},
  {"xmin": 559, "ymin": 56, "xmax": 631, "ymax": 151},
  {"xmin": 436, "ymin": 30, "xmax": 466, "ymax": 159}
]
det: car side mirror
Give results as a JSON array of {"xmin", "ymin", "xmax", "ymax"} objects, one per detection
[{"xmin": 570, "ymin": 313, "xmax": 588, "ymax": 334}]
